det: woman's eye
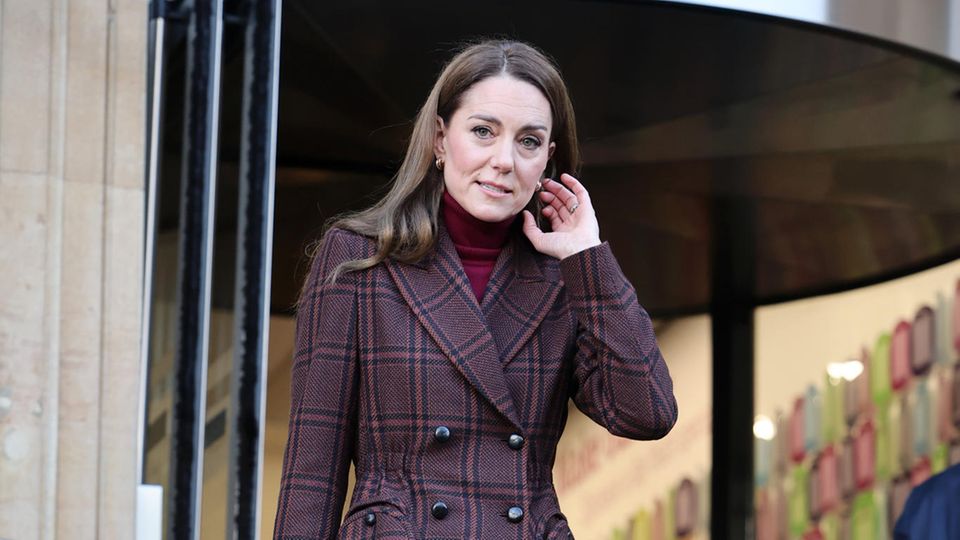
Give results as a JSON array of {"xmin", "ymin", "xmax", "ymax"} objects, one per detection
[
  {"xmin": 472, "ymin": 126, "xmax": 493, "ymax": 138},
  {"xmin": 520, "ymin": 136, "xmax": 542, "ymax": 149}
]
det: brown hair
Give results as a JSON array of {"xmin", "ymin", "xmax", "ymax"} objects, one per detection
[{"xmin": 311, "ymin": 39, "xmax": 580, "ymax": 286}]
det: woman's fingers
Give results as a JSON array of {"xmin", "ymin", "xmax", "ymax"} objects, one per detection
[
  {"xmin": 558, "ymin": 173, "xmax": 591, "ymax": 207},
  {"xmin": 541, "ymin": 177, "xmax": 580, "ymax": 214},
  {"xmin": 540, "ymin": 174, "xmax": 592, "ymax": 221},
  {"xmin": 541, "ymin": 178, "xmax": 574, "ymax": 209},
  {"xmin": 542, "ymin": 198, "xmax": 571, "ymax": 226},
  {"xmin": 527, "ymin": 174, "xmax": 601, "ymax": 259},
  {"xmin": 538, "ymin": 190, "xmax": 571, "ymax": 223},
  {"xmin": 540, "ymin": 205, "xmax": 565, "ymax": 230}
]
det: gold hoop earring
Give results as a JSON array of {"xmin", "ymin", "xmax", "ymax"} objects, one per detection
[{"xmin": 435, "ymin": 157, "xmax": 444, "ymax": 171}]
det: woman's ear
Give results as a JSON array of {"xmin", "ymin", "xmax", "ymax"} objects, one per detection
[
  {"xmin": 544, "ymin": 142, "xmax": 557, "ymax": 178},
  {"xmin": 434, "ymin": 116, "xmax": 447, "ymax": 158}
]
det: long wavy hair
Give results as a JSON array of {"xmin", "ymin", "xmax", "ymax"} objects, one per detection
[{"xmin": 311, "ymin": 39, "xmax": 580, "ymax": 286}]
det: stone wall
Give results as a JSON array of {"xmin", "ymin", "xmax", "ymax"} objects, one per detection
[{"xmin": 0, "ymin": 0, "xmax": 146, "ymax": 538}]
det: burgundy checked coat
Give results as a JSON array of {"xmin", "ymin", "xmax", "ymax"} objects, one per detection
[{"xmin": 274, "ymin": 225, "xmax": 678, "ymax": 539}]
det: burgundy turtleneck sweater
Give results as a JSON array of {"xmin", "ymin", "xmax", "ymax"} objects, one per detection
[{"xmin": 441, "ymin": 190, "xmax": 515, "ymax": 301}]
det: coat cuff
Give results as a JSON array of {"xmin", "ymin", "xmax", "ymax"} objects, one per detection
[{"xmin": 558, "ymin": 242, "xmax": 631, "ymax": 302}]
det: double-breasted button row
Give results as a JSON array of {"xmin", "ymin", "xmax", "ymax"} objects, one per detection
[
  {"xmin": 434, "ymin": 426, "xmax": 526, "ymax": 450},
  {"xmin": 430, "ymin": 427, "xmax": 523, "ymax": 524},
  {"xmin": 429, "ymin": 501, "xmax": 522, "ymax": 524}
]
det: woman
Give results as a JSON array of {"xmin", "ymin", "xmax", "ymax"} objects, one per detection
[{"xmin": 274, "ymin": 40, "xmax": 678, "ymax": 539}]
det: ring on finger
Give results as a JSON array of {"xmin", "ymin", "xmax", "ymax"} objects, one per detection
[{"xmin": 569, "ymin": 201, "xmax": 579, "ymax": 214}]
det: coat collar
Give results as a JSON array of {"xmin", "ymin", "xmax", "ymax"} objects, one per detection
[{"xmin": 385, "ymin": 224, "xmax": 561, "ymax": 430}]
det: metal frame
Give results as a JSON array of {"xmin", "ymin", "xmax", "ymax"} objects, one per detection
[
  {"xmin": 226, "ymin": 0, "xmax": 282, "ymax": 538},
  {"xmin": 139, "ymin": 1, "xmax": 283, "ymax": 537},
  {"xmin": 168, "ymin": 0, "xmax": 224, "ymax": 538},
  {"xmin": 709, "ymin": 196, "xmax": 757, "ymax": 540},
  {"xmin": 139, "ymin": 0, "xmax": 168, "ymax": 491}
]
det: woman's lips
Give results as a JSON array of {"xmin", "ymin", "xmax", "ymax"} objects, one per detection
[{"xmin": 477, "ymin": 181, "xmax": 511, "ymax": 196}]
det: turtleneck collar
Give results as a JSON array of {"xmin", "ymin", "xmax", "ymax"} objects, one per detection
[
  {"xmin": 441, "ymin": 190, "xmax": 516, "ymax": 250},
  {"xmin": 441, "ymin": 190, "xmax": 517, "ymax": 300}
]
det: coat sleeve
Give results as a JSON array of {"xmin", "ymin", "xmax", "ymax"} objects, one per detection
[
  {"xmin": 274, "ymin": 229, "xmax": 361, "ymax": 539},
  {"xmin": 559, "ymin": 242, "xmax": 678, "ymax": 440}
]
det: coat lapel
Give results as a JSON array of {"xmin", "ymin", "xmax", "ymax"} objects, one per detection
[
  {"xmin": 482, "ymin": 239, "xmax": 562, "ymax": 366},
  {"xmin": 385, "ymin": 227, "xmax": 522, "ymax": 429}
]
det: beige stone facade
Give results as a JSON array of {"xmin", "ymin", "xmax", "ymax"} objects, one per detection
[{"xmin": 0, "ymin": 0, "xmax": 147, "ymax": 538}]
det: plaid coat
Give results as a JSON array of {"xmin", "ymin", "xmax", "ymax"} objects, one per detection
[{"xmin": 274, "ymin": 225, "xmax": 678, "ymax": 539}]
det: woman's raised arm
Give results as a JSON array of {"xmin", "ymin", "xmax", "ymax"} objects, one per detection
[{"xmin": 560, "ymin": 242, "xmax": 678, "ymax": 439}]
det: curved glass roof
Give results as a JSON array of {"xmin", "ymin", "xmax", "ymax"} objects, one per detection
[{"xmin": 169, "ymin": 0, "xmax": 960, "ymax": 314}]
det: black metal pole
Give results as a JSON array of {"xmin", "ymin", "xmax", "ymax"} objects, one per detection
[
  {"xmin": 225, "ymin": 0, "xmax": 281, "ymax": 538},
  {"xmin": 169, "ymin": 0, "xmax": 223, "ymax": 538},
  {"xmin": 710, "ymin": 195, "xmax": 756, "ymax": 540}
]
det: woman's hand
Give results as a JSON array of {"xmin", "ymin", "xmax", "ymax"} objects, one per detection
[{"xmin": 522, "ymin": 173, "xmax": 601, "ymax": 260}]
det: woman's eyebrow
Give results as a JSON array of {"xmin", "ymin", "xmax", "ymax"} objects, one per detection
[
  {"xmin": 468, "ymin": 114, "xmax": 548, "ymax": 133},
  {"xmin": 468, "ymin": 114, "xmax": 502, "ymax": 126},
  {"xmin": 520, "ymin": 123, "xmax": 549, "ymax": 133}
]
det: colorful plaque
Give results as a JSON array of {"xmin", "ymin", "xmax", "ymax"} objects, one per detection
[
  {"xmin": 816, "ymin": 445, "xmax": 839, "ymax": 515},
  {"xmin": 805, "ymin": 385, "xmax": 823, "ymax": 454},
  {"xmin": 872, "ymin": 334, "xmax": 893, "ymax": 408},
  {"xmin": 854, "ymin": 419, "xmax": 876, "ymax": 490},
  {"xmin": 911, "ymin": 307, "xmax": 935, "ymax": 375},
  {"xmin": 839, "ymin": 436, "xmax": 856, "ymax": 503},
  {"xmin": 791, "ymin": 396, "xmax": 807, "ymax": 463},
  {"xmin": 910, "ymin": 378, "xmax": 933, "ymax": 459},
  {"xmin": 675, "ymin": 478, "xmax": 697, "ymax": 537},
  {"xmin": 891, "ymin": 321, "xmax": 912, "ymax": 391}
]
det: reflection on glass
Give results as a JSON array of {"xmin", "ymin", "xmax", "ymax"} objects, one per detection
[
  {"xmin": 673, "ymin": 0, "xmax": 827, "ymax": 22},
  {"xmin": 199, "ymin": 307, "xmax": 235, "ymax": 539}
]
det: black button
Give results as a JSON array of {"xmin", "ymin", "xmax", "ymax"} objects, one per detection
[
  {"xmin": 508, "ymin": 434, "xmax": 524, "ymax": 450},
  {"xmin": 434, "ymin": 426, "xmax": 451, "ymax": 443},
  {"xmin": 431, "ymin": 501, "xmax": 449, "ymax": 519},
  {"xmin": 363, "ymin": 512, "xmax": 376, "ymax": 526},
  {"xmin": 507, "ymin": 506, "xmax": 524, "ymax": 523}
]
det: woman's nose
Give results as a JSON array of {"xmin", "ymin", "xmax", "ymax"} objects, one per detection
[{"xmin": 489, "ymin": 139, "xmax": 514, "ymax": 173}]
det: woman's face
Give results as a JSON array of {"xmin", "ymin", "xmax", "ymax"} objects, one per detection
[{"xmin": 436, "ymin": 75, "xmax": 555, "ymax": 223}]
